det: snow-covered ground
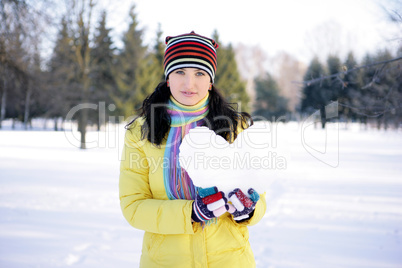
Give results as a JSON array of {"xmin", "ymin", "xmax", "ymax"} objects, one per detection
[{"xmin": 0, "ymin": 120, "xmax": 401, "ymax": 268}]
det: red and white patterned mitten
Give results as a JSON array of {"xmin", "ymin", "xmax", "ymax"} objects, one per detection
[
  {"xmin": 192, "ymin": 187, "xmax": 228, "ymax": 222},
  {"xmin": 228, "ymin": 188, "xmax": 260, "ymax": 221}
]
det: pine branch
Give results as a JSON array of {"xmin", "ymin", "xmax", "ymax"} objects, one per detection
[
  {"xmin": 293, "ymin": 56, "xmax": 402, "ymax": 86},
  {"xmin": 338, "ymin": 102, "xmax": 402, "ymax": 118}
]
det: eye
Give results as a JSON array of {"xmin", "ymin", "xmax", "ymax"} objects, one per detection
[
  {"xmin": 175, "ymin": 70, "xmax": 185, "ymax": 75},
  {"xmin": 196, "ymin": 71, "xmax": 206, "ymax": 76}
]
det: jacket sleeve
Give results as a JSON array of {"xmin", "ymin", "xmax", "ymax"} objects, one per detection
[{"xmin": 119, "ymin": 122, "xmax": 195, "ymax": 235}]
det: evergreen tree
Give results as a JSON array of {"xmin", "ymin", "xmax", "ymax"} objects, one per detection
[
  {"xmin": 46, "ymin": 16, "xmax": 76, "ymax": 130},
  {"xmin": 136, "ymin": 57, "xmax": 159, "ymax": 103},
  {"xmin": 153, "ymin": 23, "xmax": 165, "ymax": 82},
  {"xmin": 24, "ymin": 46, "xmax": 44, "ymax": 129},
  {"xmin": 373, "ymin": 49, "xmax": 399, "ymax": 129},
  {"xmin": 324, "ymin": 55, "xmax": 342, "ymax": 122},
  {"xmin": 131, "ymin": 24, "xmax": 166, "ymax": 116},
  {"xmin": 360, "ymin": 49, "xmax": 399, "ymax": 129},
  {"xmin": 392, "ymin": 46, "xmax": 402, "ymax": 128},
  {"xmin": 212, "ymin": 30, "xmax": 250, "ymax": 113},
  {"xmin": 339, "ymin": 52, "xmax": 361, "ymax": 121},
  {"xmin": 90, "ymin": 10, "xmax": 116, "ymax": 129},
  {"xmin": 114, "ymin": 5, "xmax": 146, "ymax": 117},
  {"xmin": 326, "ymin": 55, "xmax": 342, "ymax": 96},
  {"xmin": 2, "ymin": 28, "xmax": 28, "ymax": 126},
  {"xmin": 253, "ymin": 73, "xmax": 289, "ymax": 121},
  {"xmin": 300, "ymin": 57, "xmax": 329, "ymax": 128}
]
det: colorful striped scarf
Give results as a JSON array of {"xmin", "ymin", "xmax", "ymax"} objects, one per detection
[{"xmin": 164, "ymin": 93, "xmax": 209, "ymax": 200}]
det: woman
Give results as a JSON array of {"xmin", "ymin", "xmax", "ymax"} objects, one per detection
[{"xmin": 119, "ymin": 31, "xmax": 266, "ymax": 267}]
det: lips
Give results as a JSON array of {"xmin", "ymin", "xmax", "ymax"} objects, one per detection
[{"xmin": 182, "ymin": 91, "xmax": 196, "ymax": 96}]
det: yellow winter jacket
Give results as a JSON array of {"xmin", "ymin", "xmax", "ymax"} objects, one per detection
[{"xmin": 119, "ymin": 118, "xmax": 267, "ymax": 268}]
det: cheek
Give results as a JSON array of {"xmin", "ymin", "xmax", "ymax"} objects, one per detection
[
  {"xmin": 169, "ymin": 80, "xmax": 181, "ymax": 92},
  {"xmin": 200, "ymin": 79, "xmax": 210, "ymax": 90},
  {"xmin": 200, "ymin": 83, "xmax": 210, "ymax": 97}
]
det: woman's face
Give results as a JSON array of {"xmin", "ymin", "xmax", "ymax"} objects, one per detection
[{"xmin": 168, "ymin": 68, "xmax": 211, "ymax": 106}]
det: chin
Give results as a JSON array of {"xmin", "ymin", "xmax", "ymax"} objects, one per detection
[{"xmin": 177, "ymin": 97, "xmax": 200, "ymax": 106}]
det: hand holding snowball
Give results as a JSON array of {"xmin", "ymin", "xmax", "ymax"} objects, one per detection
[
  {"xmin": 192, "ymin": 187, "xmax": 229, "ymax": 223},
  {"xmin": 228, "ymin": 188, "xmax": 260, "ymax": 221}
]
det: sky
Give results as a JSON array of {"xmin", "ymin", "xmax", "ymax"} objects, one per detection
[{"xmin": 99, "ymin": 0, "xmax": 401, "ymax": 65}]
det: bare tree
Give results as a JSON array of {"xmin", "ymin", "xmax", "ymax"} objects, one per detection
[
  {"xmin": 0, "ymin": 0, "xmax": 53, "ymax": 129},
  {"xmin": 234, "ymin": 44, "xmax": 267, "ymax": 111},
  {"xmin": 303, "ymin": 20, "xmax": 347, "ymax": 63},
  {"xmin": 272, "ymin": 52, "xmax": 306, "ymax": 113}
]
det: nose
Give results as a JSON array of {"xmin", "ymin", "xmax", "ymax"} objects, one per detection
[{"xmin": 184, "ymin": 74, "xmax": 194, "ymax": 90}]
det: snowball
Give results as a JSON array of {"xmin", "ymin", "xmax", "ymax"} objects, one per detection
[{"xmin": 179, "ymin": 123, "xmax": 288, "ymax": 196}]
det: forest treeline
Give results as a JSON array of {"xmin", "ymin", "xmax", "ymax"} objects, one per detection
[
  {"xmin": 254, "ymin": 50, "xmax": 402, "ymax": 129},
  {"xmin": 1, "ymin": 1, "xmax": 401, "ymax": 148}
]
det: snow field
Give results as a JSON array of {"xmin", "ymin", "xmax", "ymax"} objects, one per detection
[{"xmin": 0, "ymin": 121, "xmax": 401, "ymax": 267}]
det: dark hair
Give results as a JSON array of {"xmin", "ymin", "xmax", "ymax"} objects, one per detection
[{"xmin": 126, "ymin": 81, "xmax": 252, "ymax": 146}]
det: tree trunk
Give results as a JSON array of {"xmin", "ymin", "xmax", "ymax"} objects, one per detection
[
  {"xmin": 61, "ymin": 117, "xmax": 65, "ymax": 131},
  {"xmin": 384, "ymin": 115, "xmax": 389, "ymax": 131},
  {"xmin": 97, "ymin": 114, "xmax": 101, "ymax": 131},
  {"xmin": 79, "ymin": 110, "xmax": 88, "ymax": 149},
  {"xmin": 79, "ymin": 72, "xmax": 90, "ymax": 149},
  {"xmin": 24, "ymin": 81, "xmax": 32, "ymax": 130},
  {"xmin": 320, "ymin": 106, "xmax": 326, "ymax": 129},
  {"xmin": 0, "ymin": 74, "xmax": 7, "ymax": 129},
  {"xmin": 395, "ymin": 117, "xmax": 400, "ymax": 130},
  {"xmin": 97, "ymin": 101, "xmax": 105, "ymax": 131},
  {"xmin": 376, "ymin": 116, "xmax": 382, "ymax": 130}
]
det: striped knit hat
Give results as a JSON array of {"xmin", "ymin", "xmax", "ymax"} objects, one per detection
[{"xmin": 163, "ymin": 31, "xmax": 219, "ymax": 82}]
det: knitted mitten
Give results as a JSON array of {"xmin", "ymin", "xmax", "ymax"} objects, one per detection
[
  {"xmin": 192, "ymin": 187, "xmax": 228, "ymax": 222},
  {"xmin": 228, "ymin": 188, "xmax": 260, "ymax": 221}
]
